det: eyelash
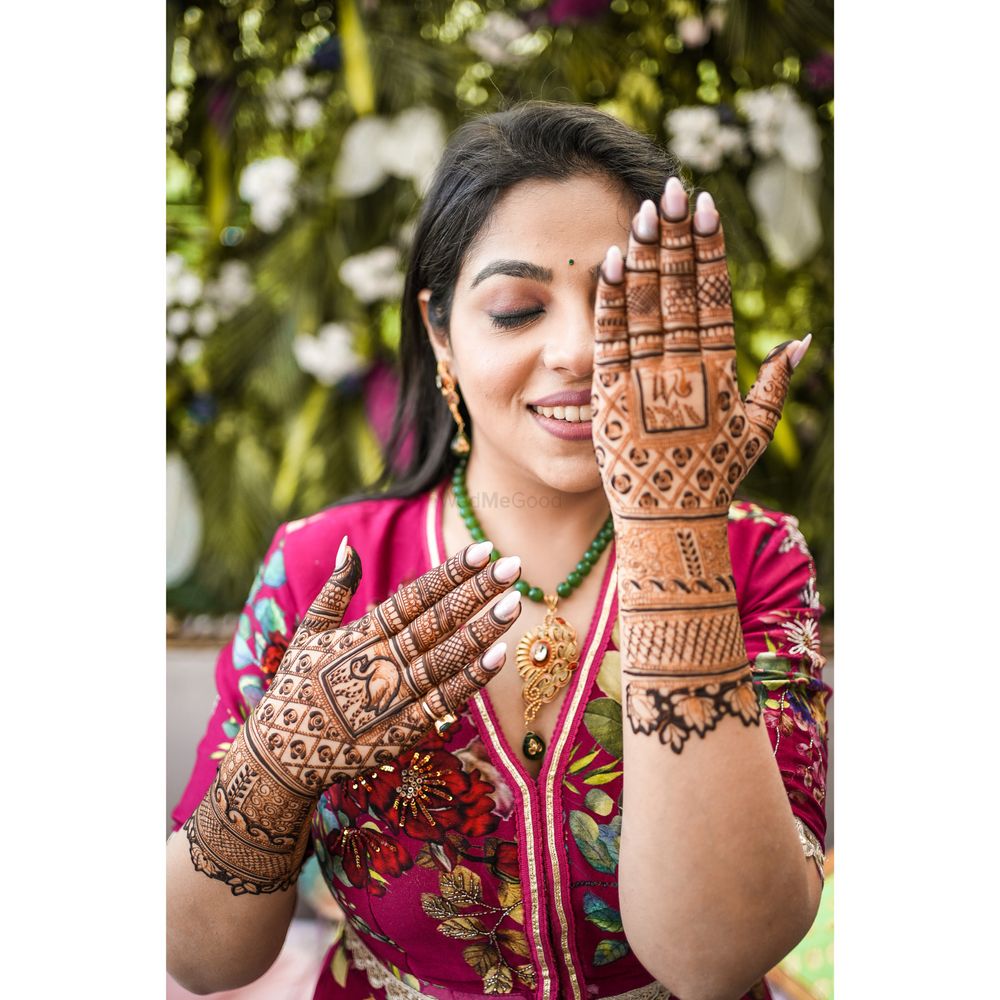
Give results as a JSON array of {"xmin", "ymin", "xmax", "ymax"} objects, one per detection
[{"xmin": 489, "ymin": 309, "xmax": 543, "ymax": 330}]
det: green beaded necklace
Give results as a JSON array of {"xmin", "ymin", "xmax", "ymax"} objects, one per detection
[{"xmin": 451, "ymin": 457, "xmax": 614, "ymax": 761}]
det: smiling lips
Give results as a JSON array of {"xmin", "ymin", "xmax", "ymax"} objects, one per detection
[{"xmin": 527, "ymin": 389, "xmax": 593, "ymax": 440}]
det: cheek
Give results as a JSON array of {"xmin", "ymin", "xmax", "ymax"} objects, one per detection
[{"xmin": 454, "ymin": 338, "xmax": 534, "ymax": 414}]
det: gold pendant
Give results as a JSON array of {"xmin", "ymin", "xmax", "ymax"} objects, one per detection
[{"xmin": 516, "ymin": 594, "xmax": 579, "ymax": 726}]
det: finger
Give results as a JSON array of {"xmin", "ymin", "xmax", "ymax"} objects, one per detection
[
  {"xmin": 405, "ymin": 641, "xmax": 508, "ymax": 731},
  {"xmin": 624, "ymin": 199, "xmax": 663, "ymax": 359},
  {"xmin": 394, "ymin": 556, "xmax": 521, "ymax": 662},
  {"xmin": 594, "ymin": 245, "xmax": 629, "ymax": 373},
  {"xmin": 408, "ymin": 591, "xmax": 521, "ymax": 691},
  {"xmin": 692, "ymin": 192, "xmax": 735, "ymax": 353},
  {"xmin": 658, "ymin": 178, "xmax": 700, "ymax": 354},
  {"xmin": 374, "ymin": 540, "xmax": 493, "ymax": 637},
  {"xmin": 298, "ymin": 536, "xmax": 363, "ymax": 640},
  {"xmin": 744, "ymin": 342, "xmax": 795, "ymax": 444}
]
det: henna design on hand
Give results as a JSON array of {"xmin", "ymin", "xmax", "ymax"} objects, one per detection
[
  {"xmin": 593, "ymin": 193, "xmax": 796, "ymax": 749},
  {"xmin": 185, "ymin": 543, "xmax": 520, "ymax": 893}
]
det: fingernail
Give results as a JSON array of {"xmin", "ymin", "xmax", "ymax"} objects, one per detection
[
  {"xmin": 693, "ymin": 191, "xmax": 718, "ymax": 235},
  {"xmin": 493, "ymin": 555, "xmax": 521, "ymax": 583},
  {"xmin": 634, "ymin": 199, "xmax": 659, "ymax": 242},
  {"xmin": 789, "ymin": 333, "xmax": 812, "ymax": 370},
  {"xmin": 482, "ymin": 641, "xmax": 506, "ymax": 670},
  {"xmin": 661, "ymin": 176, "xmax": 688, "ymax": 221},
  {"xmin": 335, "ymin": 534, "xmax": 349, "ymax": 570},
  {"xmin": 468, "ymin": 540, "xmax": 494, "ymax": 565},
  {"xmin": 494, "ymin": 591, "xmax": 522, "ymax": 621},
  {"xmin": 602, "ymin": 244, "xmax": 624, "ymax": 283}
]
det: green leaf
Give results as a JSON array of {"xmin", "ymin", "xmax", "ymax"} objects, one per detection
[
  {"xmin": 584, "ymin": 788, "xmax": 615, "ymax": 816},
  {"xmin": 569, "ymin": 810, "xmax": 616, "ymax": 874},
  {"xmin": 593, "ymin": 939, "xmax": 630, "ymax": 966},
  {"xmin": 583, "ymin": 891, "xmax": 624, "ymax": 933},
  {"xmin": 568, "ymin": 748, "xmax": 600, "ymax": 774},
  {"xmin": 253, "ymin": 596, "xmax": 287, "ymax": 638},
  {"xmin": 584, "ymin": 770, "xmax": 623, "ymax": 786},
  {"xmin": 583, "ymin": 698, "xmax": 623, "ymax": 759}
]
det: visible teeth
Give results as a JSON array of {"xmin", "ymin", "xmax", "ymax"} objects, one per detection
[{"xmin": 531, "ymin": 404, "xmax": 593, "ymax": 423}]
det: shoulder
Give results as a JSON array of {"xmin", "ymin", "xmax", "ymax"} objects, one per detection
[
  {"xmin": 275, "ymin": 487, "xmax": 440, "ymax": 615},
  {"xmin": 727, "ymin": 499, "xmax": 812, "ymax": 564}
]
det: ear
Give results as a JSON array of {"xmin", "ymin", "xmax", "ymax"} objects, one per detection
[{"xmin": 418, "ymin": 288, "xmax": 450, "ymax": 363}]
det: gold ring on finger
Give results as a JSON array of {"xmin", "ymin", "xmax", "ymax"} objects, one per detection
[{"xmin": 434, "ymin": 712, "xmax": 458, "ymax": 736}]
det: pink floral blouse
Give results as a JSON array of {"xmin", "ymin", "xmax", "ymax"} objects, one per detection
[{"xmin": 172, "ymin": 481, "xmax": 830, "ymax": 1000}]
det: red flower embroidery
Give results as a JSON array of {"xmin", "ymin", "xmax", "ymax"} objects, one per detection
[
  {"xmin": 369, "ymin": 748, "xmax": 500, "ymax": 843},
  {"xmin": 260, "ymin": 630, "xmax": 289, "ymax": 675},
  {"xmin": 326, "ymin": 823, "xmax": 412, "ymax": 896}
]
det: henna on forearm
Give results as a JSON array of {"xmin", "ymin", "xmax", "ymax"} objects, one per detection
[
  {"xmin": 594, "ymin": 186, "xmax": 797, "ymax": 753},
  {"xmin": 184, "ymin": 541, "xmax": 521, "ymax": 893}
]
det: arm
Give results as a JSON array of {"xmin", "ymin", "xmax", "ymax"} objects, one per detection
[
  {"xmin": 592, "ymin": 181, "xmax": 822, "ymax": 1000},
  {"xmin": 167, "ymin": 536, "xmax": 523, "ymax": 993}
]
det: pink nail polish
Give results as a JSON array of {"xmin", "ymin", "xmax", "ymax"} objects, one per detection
[
  {"xmin": 661, "ymin": 176, "xmax": 688, "ymax": 221},
  {"xmin": 493, "ymin": 556, "xmax": 521, "ymax": 582},
  {"xmin": 602, "ymin": 245, "xmax": 624, "ymax": 283},
  {"xmin": 494, "ymin": 592, "xmax": 521, "ymax": 621},
  {"xmin": 335, "ymin": 534, "xmax": 349, "ymax": 570},
  {"xmin": 482, "ymin": 642, "xmax": 506, "ymax": 670},
  {"xmin": 468, "ymin": 540, "xmax": 494, "ymax": 565},
  {"xmin": 693, "ymin": 191, "xmax": 718, "ymax": 235},
  {"xmin": 789, "ymin": 333, "xmax": 813, "ymax": 370},
  {"xmin": 634, "ymin": 199, "xmax": 658, "ymax": 241}
]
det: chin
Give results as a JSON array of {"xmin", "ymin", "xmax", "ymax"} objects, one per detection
[{"xmin": 532, "ymin": 451, "xmax": 604, "ymax": 495}]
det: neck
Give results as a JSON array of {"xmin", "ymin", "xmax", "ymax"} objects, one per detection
[{"xmin": 453, "ymin": 449, "xmax": 611, "ymax": 590}]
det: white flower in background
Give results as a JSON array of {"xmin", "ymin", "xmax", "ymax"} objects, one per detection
[
  {"xmin": 191, "ymin": 304, "xmax": 218, "ymax": 337},
  {"xmin": 333, "ymin": 116, "xmax": 391, "ymax": 196},
  {"xmin": 274, "ymin": 65, "xmax": 309, "ymax": 102},
  {"xmin": 167, "ymin": 308, "xmax": 191, "ymax": 336},
  {"xmin": 706, "ymin": 0, "xmax": 729, "ymax": 32},
  {"xmin": 381, "ymin": 107, "xmax": 446, "ymax": 194},
  {"xmin": 736, "ymin": 84, "xmax": 821, "ymax": 172},
  {"xmin": 335, "ymin": 108, "xmax": 446, "ymax": 198},
  {"xmin": 293, "ymin": 96, "xmax": 324, "ymax": 130},
  {"xmin": 676, "ymin": 16, "xmax": 710, "ymax": 48},
  {"xmin": 467, "ymin": 12, "xmax": 530, "ymax": 66},
  {"xmin": 293, "ymin": 323, "xmax": 368, "ymax": 385},
  {"xmin": 167, "ymin": 252, "xmax": 203, "ymax": 308},
  {"xmin": 179, "ymin": 338, "xmax": 204, "ymax": 365},
  {"xmin": 747, "ymin": 157, "xmax": 822, "ymax": 268},
  {"xmin": 166, "ymin": 337, "xmax": 178, "ymax": 364},
  {"xmin": 339, "ymin": 246, "xmax": 404, "ymax": 304},
  {"xmin": 206, "ymin": 260, "xmax": 254, "ymax": 320},
  {"xmin": 239, "ymin": 156, "xmax": 299, "ymax": 233},
  {"xmin": 166, "ymin": 452, "xmax": 203, "ymax": 587},
  {"xmin": 665, "ymin": 106, "xmax": 745, "ymax": 172}
]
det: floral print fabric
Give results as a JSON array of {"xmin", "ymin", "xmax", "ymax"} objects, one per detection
[{"xmin": 172, "ymin": 486, "xmax": 830, "ymax": 1000}]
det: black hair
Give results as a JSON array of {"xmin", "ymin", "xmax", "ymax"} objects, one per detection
[{"xmin": 370, "ymin": 100, "xmax": 681, "ymax": 500}]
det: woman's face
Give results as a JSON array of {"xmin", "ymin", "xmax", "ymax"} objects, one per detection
[{"xmin": 421, "ymin": 174, "xmax": 635, "ymax": 493}]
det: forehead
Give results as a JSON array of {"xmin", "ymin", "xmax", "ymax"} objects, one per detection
[{"xmin": 461, "ymin": 175, "xmax": 635, "ymax": 276}]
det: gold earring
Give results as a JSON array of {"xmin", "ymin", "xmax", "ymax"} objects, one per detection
[{"xmin": 435, "ymin": 359, "xmax": 471, "ymax": 456}]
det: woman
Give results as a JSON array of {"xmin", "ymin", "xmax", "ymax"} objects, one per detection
[{"xmin": 167, "ymin": 102, "xmax": 830, "ymax": 1000}]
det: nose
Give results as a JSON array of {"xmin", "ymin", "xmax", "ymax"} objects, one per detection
[{"xmin": 541, "ymin": 300, "xmax": 595, "ymax": 379}]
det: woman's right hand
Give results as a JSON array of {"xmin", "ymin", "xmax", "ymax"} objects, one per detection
[
  {"xmin": 185, "ymin": 537, "xmax": 522, "ymax": 896},
  {"xmin": 249, "ymin": 537, "xmax": 522, "ymax": 795}
]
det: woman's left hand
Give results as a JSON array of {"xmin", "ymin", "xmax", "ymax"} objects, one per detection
[
  {"xmin": 590, "ymin": 177, "xmax": 810, "ymax": 727},
  {"xmin": 591, "ymin": 176, "xmax": 807, "ymax": 526}
]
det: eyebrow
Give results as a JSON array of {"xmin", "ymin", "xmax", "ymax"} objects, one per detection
[{"xmin": 470, "ymin": 258, "xmax": 603, "ymax": 288}]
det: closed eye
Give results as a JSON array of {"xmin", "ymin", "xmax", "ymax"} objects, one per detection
[{"xmin": 489, "ymin": 309, "xmax": 543, "ymax": 330}]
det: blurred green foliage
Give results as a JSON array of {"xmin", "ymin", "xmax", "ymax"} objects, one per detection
[{"xmin": 166, "ymin": 0, "xmax": 834, "ymax": 617}]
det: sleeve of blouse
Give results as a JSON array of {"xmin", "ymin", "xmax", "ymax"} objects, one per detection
[
  {"xmin": 169, "ymin": 523, "xmax": 302, "ymax": 834},
  {"xmin": 737, "ymin": 511, "xmax": 831, "ymax": 861}
]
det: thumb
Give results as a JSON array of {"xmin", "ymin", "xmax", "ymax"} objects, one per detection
[
  {"xmin": 300, "ymin": 535, "xmax": 363, "ymax": 637},
  {"xmin": 744, "ymin": 341, "xmax": 796, "ymax": 441}
]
